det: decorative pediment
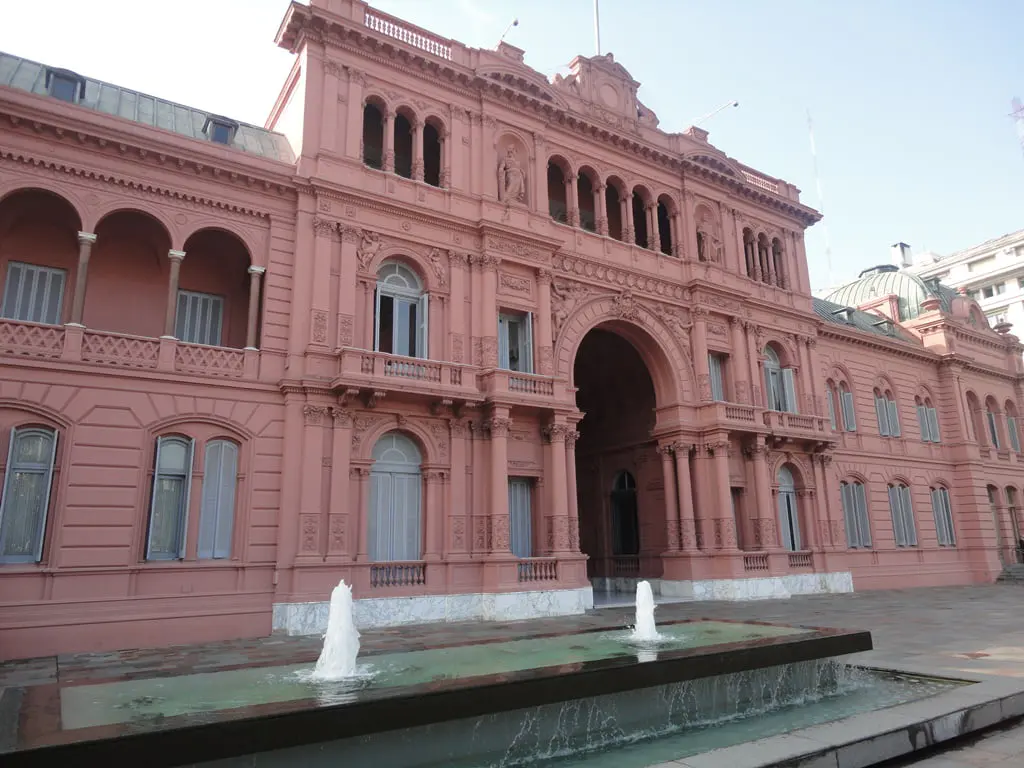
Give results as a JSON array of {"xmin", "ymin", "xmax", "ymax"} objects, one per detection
[
  {"xmin": 552, "ymin": 53, "xmax": 641, "ymax": 122},
  {"xmin": 476, "ymin": 67, "xmax": 569, "ymax": 109}
]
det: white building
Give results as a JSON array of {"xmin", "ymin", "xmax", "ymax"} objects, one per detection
[{"xmin": 904, "ymin": 230, "xmax": 1024, "ymax": 334}]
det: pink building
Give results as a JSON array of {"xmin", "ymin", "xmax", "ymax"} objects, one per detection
[{"xmin": 1, "ymin": 0, "xmax": 1022, "ymax": 660}]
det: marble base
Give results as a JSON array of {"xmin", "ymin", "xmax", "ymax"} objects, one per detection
[
  {"xmin": 272, "ymin": 586, "xmax": 594, "ymax": 636},
  {"xmin": 661, "ymin": 571, "xmax": 854, "ymax": 601}
]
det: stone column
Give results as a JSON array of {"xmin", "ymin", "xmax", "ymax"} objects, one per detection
[
  {"xmin": 298, "ymin": 405, "xmax": 328, "ymax": 558},
  {"xmin": 692, "ymin": 307, "xmax": 711, "ymax": 401},
  {"xmin": 412, "ymin": 119, "xmax": 425, "ymax": 181},
  {"xmin": 622, "ymin": 193, "xmax": 634, "ymax": 244},
  {"xmin": 309, "ymin": 219, "xmax": 333, "ymax": 348},
  {"xmin": 545, "ymin": 421, "xmax": 571, "ymax": 554},
  {"xmin": 245, "ymin": 266, "xmax": 265, "ymax": 350},
  {"xmin": 69, "ymin": 231, "xmax": 96, "ymax": 325},
  {"xmin": 327, "ymin": 409, "xmax": 352, "ymax": 559},
  {"xmin": 691, "ymin": 444, "xmax": 714, "ymax": 550},
  {"xmin": 673, "ymin": 442, "xmax": 696, "ymax": 551},
  {"xmin": 659, "ymin": 444, "xmax": 679, "ymax": 551},
  {"xmin": 536, "ymin": 268, "xmax": 553, "ymax": 374},
  {"xmin": 765, "ymin": 243, "xmax": 776, "ymax": 285},
  {"xmin": 814, "ymin": 453, "xmax": 838, "ymax": 550},
  {"xmin": 383, "ymin": 110, "xmax": 395, "ymax": 172},
  {"xmin": 355, "ymin": 466, "xmax": 371, "ymax": 560},
  {"xmin": 670, "ymin": 209, "xmax": 682, "ymax": 257},
  {"xmin": 804, "ymin": 337, "xmax": 821, "ymax": 415},
  {"xmin": 595, "ymin": 183, "xmax": 608, "ymax": 236},
  {"xmin": 730, "ymin": 315, "xmax": 749, "ymax": 404},
  {"xmin": 423, "ymin": 470, "xmax": 444, "ymax": 560},
  {"xmin": 345, "ymin": 69, "xmax": 366, "ymax": 159},
  {"xmin": 682, "ymin": 192, "xmax": 698, "ymax": 261},
  {"xmin": 440, "ymin": 130, "xmax": 451, "ymax": 188},
  {"xmin": 448, "ymin": 252, "xmax": 468, "ymax": 362},
  {"xmin": 745, "ymin": 322, "xmax": 763, "ymax": 407},
  {"xmin": 750, "ymin": 438, "xmax": 775, "ymax": 549},
  {"xmin": 487, "ymin": 409, "xmax": 512, "ymax": 555},
  {"xmin": 480, "ymin": 255, "xmax": 499, "ymax": 367},
  {"xmin": 565, "ymin": 427, "xmax": 581, "ymax": 553},
  {"xmin": 337, "ymin": 227, "xmax": 360, "ymax": 350},
  {"xmin": 565, "ymin": 175, "xmax": 579, "ymax": 226},
  {"xmin": 712, "ymin": 439, "xmax": 739, "ymax": 549},
  {"xmin": 447, "ymin": 418, "xmax": 469, "ymax": 557},
  {"xmin": 646, "ymin": 202, "xmax": 658, "ymax": 250},
  {"xmin": 735, "ymin": 218, "xmax": 749, "ymax": 277},
  {"xmin": 163, "ymin": 249, "xmax": 185, "ymax": 337}
]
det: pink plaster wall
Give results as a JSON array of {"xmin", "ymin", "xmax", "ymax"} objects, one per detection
[{"xmin": 0, "ymin": 0, "xmax": 1022, "ymax": 660}]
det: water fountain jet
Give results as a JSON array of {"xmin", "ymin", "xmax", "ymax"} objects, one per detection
[
  {"xmin": 631, "ymin": 580, "xmax": 661, "ymax": 642},
  {"xmin": 311, "ymin": 580, "xmax": 361, "ymax": 681}
]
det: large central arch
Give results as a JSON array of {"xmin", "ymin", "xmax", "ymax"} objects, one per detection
[{"xmin": 566, "ymin": 300, "xmax": 688, "ymax": 599}]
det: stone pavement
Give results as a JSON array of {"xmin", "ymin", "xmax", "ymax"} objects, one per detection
[{"xmin": 4, "ymin": 584, "xmax": 1024, "ymax": 765}]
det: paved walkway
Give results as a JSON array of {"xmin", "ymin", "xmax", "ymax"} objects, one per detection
[{"xmin": 4, "ymin": 584, "xmax": 1024, "ymax": 765}]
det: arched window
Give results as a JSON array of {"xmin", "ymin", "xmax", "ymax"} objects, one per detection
[
  {"xmin": 965, "ymin": 391, "xmax": 984, "ymax": 444},
  {"xmin": 547, "ymin": 161, "xmax": 569, "ymax": 223},
  {"xmin": 362, "ymin": 102, "xmax": 384, "ymax": 169},
  {"xmin": 657, "ymin": 196, "xmax": 673, "ymax": 255},
  {"xmin": 985, "ymin": 398, "xmax": 1001, "ymax": 448},
  {"xmin": 1005, "ymin": 401, "xmax": 1021, "ymax": 453},
  {"xmin": 875, "ymin": 388, "xmax": 900, "ymax": 437},
  {"xmin": 631, "ymin": 188, "xmax": 649, "ymax": 248},
  {"xmin": 610, "ymin": 470, "xmax": 639, "ymax": 556},
  {"xmin": 930, "ymin": 486, "xmax": 955, "ymax": 547},
  {"xmin": 375, "ymin": 262, "xmax": 428, "ymax": 358},
  {"xmin": 0, "ymin": 426, "xmax": 59, "ymax": 562},
  {"xmin": 423, "ymin": 119, "xmax": 443, "ymax": 187},
  {"xmin": 777, "ymin": 465, "xmax": 801, "ymax": 551},
  {"xmin": 887, "ymin": 483, "xmax": 917, "ymax": 547},
  {"xmin": 743, "ymin": 228, "xmax": 756, "ymax": 277},
  {"xmin": 577, "ymin": 170, "xmax": 597, "ymax": 232},
  {"xmin": 147, "ymin": 435, "xmax": 194, "ymax": 560},
  {"xmin": 393, "ymin": 111, "xmax": 414, "ymax": 179},
  {"xmin": 839, "ymin": 382, "xmax": 856, "ymax": 431},
  {"xmin": 916, "ymin": 396, "xmax": 941, "ymax": 443},
  {"xmin": 771, "ymin": 237, "xmax": 786, "ymax": 288},
  {"xmin": 825, "ymin": 381, "xmax": 838, "ymax": 431},
  {"xmin": 763, "ymin": 345, "xmax": 797, "ymax": 413},
  {"xmin": 605, "ymin": 179, "xmax": 625, "ymax": 241},
  {"xmin": 369, "ymin": 432, "xmax": 422, "ymax": 562},
  {"xmin": 197, "ymin": 439, "xmax": 238, "ymax": 559},
  {"xmin": 839, "ymin": 480, "xmax": 871, "ymax": 549}
]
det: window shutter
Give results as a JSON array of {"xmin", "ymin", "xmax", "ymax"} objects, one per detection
[
  {"xmin": 523, "ymin": 312, "xmax": 534, "ymax": 374},
  {"xmin": 198, "ymin": 441, "xmax": 238, "ymax": 560},
  {"xmin": 888, "ymin": 400, "xmax": 901, "ymax": 437},
  {"xmin": 497, "ymin": 315, "xmax": 510, "ymax": 369},
  {"xmin": 508, "ymin": 478, "xmax": 533, "ymax": 558},
  {"xmin": 900, "ymin": 485, "xmax": 917, "ymax": 545},
  {"xmin": 778, "ymin": 491, "xmax": 794, "ymax": 550},
  {"xmin": 827, "ymin": 387, "xmax": 837, "ymax": 431},
  {"xmin": 854, "ymin": 482, "xmax": 871, "ymax": 548},
  {"xmin": 781, "ymin": 368, "xmax": 798, "ymax": 413},
  {"xmin": 373, "ymin": 288, "xmax": 382, "ymax": 351},
  {"xmin": 417, "ymin": 293, "xmax": 429, "ymax": 359},
  {"xmin": 841, "ymin": 483, "xmax": 856, "ymax": 548},
  {"xmin": 875, "ymin": 396, "xmax": 890, "ymax": 436},
  {"xmin": 764, "ymin": 366, "xmax": 774, "ymax": 410},
  {"xmin": 0, "ymin": 428, "xmax": 58, "ymax": 563},
  {"xmin": 941, "ymin": 489, "xmax": 955, "ymax": 546},
  {"xmin": 1008, "ymin": 416, "xmax": 1021, "ymax": 453},
  {"xmin": 392, "ymin": 472, "xmax": 422, "ymax": 560},
  {"xmin": 842, "ymin": 391, "xmax": 857, "ymax": 431},
  {"xmin": 987, "ymin": 411, "xmax": 1000, "ymax": 448},
  {"xmin": 708, "ymin": 354, "xmax": 724, "ymax": 401},
  {"xmin": 917, "ymin": 404, "xmax": 927, "ymax": 441},
  {"xmin": 927, "ymin": 408, "xmax": 940, "ymax": 443},
  {"xmin": 888, "ymin": 486, "xmax": 905, "ymax": 546},
  {"xmin": 1, "ymin": 263, "xmax": 67, "ymax": 325}
]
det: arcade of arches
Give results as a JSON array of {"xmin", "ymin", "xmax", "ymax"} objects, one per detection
[{"xmin": 569, "ymin": 322, "xmax": 833, "ymax": 597}]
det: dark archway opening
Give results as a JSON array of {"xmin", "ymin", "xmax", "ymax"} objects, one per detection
[
  {"xmin": 606, "ymin": 185, "xmax": 623, "ymax": 241},
  {"xmin": 423, "ymin": 122, "xmax": 442, "ymax": 187},
  {"xmin": 632, "ymin": 193, "xmax": 648, "ymax": 248},
  {"xmin": 394, "ymin": 113, "xmax": 414, "ymax": 179},
  {"xmin": 573, "ymin": 327, "xmax": 660, "ymax": 594}
]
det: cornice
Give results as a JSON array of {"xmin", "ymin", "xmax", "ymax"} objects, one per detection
[
  {"xmin": 281, "ymin": 7, "xmax": 820, "ymax": 228},
  {"xmin": 817, "ymin": 323, "xmax": 939, "ymax": 363}
]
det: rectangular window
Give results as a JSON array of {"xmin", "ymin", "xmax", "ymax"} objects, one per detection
[
  {"xmin": 146, "ymin": 436, "xmax": 194, "ymax": 560},
  {"xmin": 931, "ymin": 488, "xmax": 956, "ymax": 547},
  {"xmin": 0, "ymin": 427, "xmax": 59, "ymax": 563},
  {"xmin": 916, "ymin": 403, "xmax": 928, "ymax": 441},
  {"xmin": 995, "ymin": 283, "xmax": 1006, "ymax": 295},
  {"xmin": 875, "ymin": 395, "xmax": 890, "ymax": 436},
  {"xmin": 927, "ymin": 407, "xmax": 941, "ymax": 443},
  {"xmin": 508, "ymin": 477, "xmax": 533, "ymax": 558},
  {"xmin": 197, "ymin": 440, "xmax": 238, "ymax": 560},
  {"xmin": 840, "ymin": 482, "xmax": 871, "ymax": 549},
  {"xmin": 887, "ymin": 399, "xmax": 901, "ymax": 437},
  {"xmin": 708, "ymin": 353, "xmax": 727, "ymax": 401},
  {"xmin": 49, "ymin": 74, "xmax": 80, "ymax": 103},
  {"xmin": 375, "ymin": 291, "xmax": 428, "ymax": 358},
  {"xmin": 498, "ymin": 312, "xmax": 534, "ymax": 373},
  {"xmin": 841, "ymin": 389, "xmax": 857, "ymax": 431},
  {"xmin": 1008, "ymin": 416, "xmax": 1021, "ymax": 453},
  {"xmin": 982, "ymin": 286, "xmax": 994, "ymax": 299},
  {"xmin": 888, "ymin": 485, "xmax": 918, "ymax": 547},
  {"xmin": 987, "ymin": 410, "xmax": 1001, "ymax": 448},
  {"xmin": 175, "ymin": 290, "xmax": 224, "ymax": 346},
  {"xmin": 781, "ymin": 368, "xmax": 798, "ymax": 413},
  {"xmin": 1, "ymin": 262, "xmax": 66, "ymax": 325},
  {"xmin": 827, "ymin": 386, "xmax": 838, "ymax": 431}
]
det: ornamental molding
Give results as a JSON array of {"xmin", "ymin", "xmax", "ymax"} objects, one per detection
[{"xmin": 0, "ymin": 116, "xmax": 291, "ymax": 219}]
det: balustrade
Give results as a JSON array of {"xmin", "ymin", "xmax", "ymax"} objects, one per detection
[
  {"xmin": 743, "ymin": 552, "xmax": 770, "ymax": 572},
  {"xmin": 517, "ymin": 558, "xmax": 558, "ymax": 583},
  {"xmin": 364, "ymin": 9, "xmax": 453, "ymax": 60},
  {"xmin": 369, "ymin": 561, "xmax": 427, "ymax": 588},
  {"xmin": 787, "ymin": 551, "xmax": 813, "ymax": 569},
  {"xmin": 0, "ymin": 319, "xmax": 64, "ymax": 359}
]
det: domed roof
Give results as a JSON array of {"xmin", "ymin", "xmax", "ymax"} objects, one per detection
[{"xmin": 823, "ymin": 265, "xmax": 956, "ymax": 321}]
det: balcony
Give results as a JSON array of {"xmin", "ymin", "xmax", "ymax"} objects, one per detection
[
  {"xmin": 335, "ymin": 348, "xmax": 481, "ymax": 403},
  {"xmin": 696, "ymin": 401, "xmax": 763, "ymax": 431},
  {"xmin": 0, "ymin": 319, "xmax": 259, "ymax": 380},
  {"xmin": 762, "ymin": 410, "xmax": 830, "ymax": 445},
  {"xmin": 479, "ymin": 369, "xmax": 568, "ymax": 406}
]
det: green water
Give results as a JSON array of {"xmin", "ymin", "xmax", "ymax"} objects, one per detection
[{"xmin": 60, "ymin": 621, "xmax": 806, "ymax": 730}]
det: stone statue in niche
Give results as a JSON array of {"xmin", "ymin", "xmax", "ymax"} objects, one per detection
[
  {"xmin": 428, "ymin": 248, "xmax": 448, "ymax": 288},
  {"xmin": 497, "ymin": 145, "xmax": 526, "ymax": 204},
  {"xmin": 357, "ymin": 230, "xmax": 382, "ymax": 271}
]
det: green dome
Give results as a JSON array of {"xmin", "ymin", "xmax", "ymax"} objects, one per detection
[{"xmin": 824, "ymin": 265, "xmax": 956, "ymax": 321}]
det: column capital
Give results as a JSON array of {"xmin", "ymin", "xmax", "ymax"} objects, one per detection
[
  {"xmin": 248, "ymin": 265, "xmax": 267, "ymax": 276},
  {"xmin": 537, "ymin": 267, "xmax": 553, "ymax": 285},
  {"xmin": 77, "ymin": 231, "xmax": 97, "ymax": 245},
  {"xmin": 167, "ymin": 249, "xmax": 186, "ymax": 262},
  {"xmin": 671, "ymin": 440, "xmax": 693, "ymax": 455}
]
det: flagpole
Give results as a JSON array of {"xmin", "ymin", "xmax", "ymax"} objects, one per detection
[{"xmin": 594, "ymin": 0, "xmax": 601, "ymax": 55}]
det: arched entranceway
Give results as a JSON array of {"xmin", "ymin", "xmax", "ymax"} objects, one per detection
[
  {"xmin": 573, "ymin": 326, "xmax": 661, "ymax": 593},
  {"xmin": 368, "ymin": 431, "xmax": 422, "ymax": 562},
  {"xmin": 776, "ymin": 464, "xmax": 802, "ymax": 551}
]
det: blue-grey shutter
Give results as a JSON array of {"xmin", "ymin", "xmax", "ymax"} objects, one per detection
[
  {"xmin": 781, "ymin": 368, "xmax": 798, "ymax": 413},
  {"xmin": 508, "ymin": 478, "xmax": 532, "ymax": 558},
  {"xmin": 708, "ymin": 354, "xmax": 725, "ymax": 401},
  {"xmin": 900, "ymin": 485, "xmax": 917, "ymax": 546},
  {"xmin": 889, "ymin": 486, "xmax": 905, "ymax": 546},
  {"xmin": 887, "ymin": 399, "xmax": 901, "ymax": 437},
  {"xmin": 841, "ymin": 483, "xmax": 856, "ymax": 548},
  {"xmin": 417, "ymin": 293, "xmax": 429, "ymax": 359},
  {"xmin": 875, "ymin": 395, "xmax": 889, "ymax": 436},
  {"xmin": 392, "ymin": 472, "xmax": 422, "ymax": 560},
  {"xmin": 842, "ymin": 390, "xmax": 857, "ymax": 431},
  {"xmin": 826, "ymin": 386, "xmax": 837, "ymax": 431},
  {"xmin": 498, "ymin": 315, "xmax": 510, "ymax": 369},
  {"xmin": 1, "ymin": 263, "xmax": 66, "ymax": 325},
  {"xmin": 523, "ymin": 312, "xmax": 534, "ymax": 373},
  {"xmin": 854, "ymin": 482, "xmax": 871, "ymax": 548},
  {"xmin": 1008, "ymin": 416, "xmax": 1021, "ymax": 453},
  {"xmin": 198, "ymin": 441, "xmax": 238, "ymax": 559},
  {"xmin": 927, "ymin": 407, "xmax": 941, "ymax": 443}
]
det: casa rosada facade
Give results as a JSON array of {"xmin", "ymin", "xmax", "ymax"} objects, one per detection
[{"xmin": 1, "ymin": 0, "xmax": 1022, "ymax": 659}]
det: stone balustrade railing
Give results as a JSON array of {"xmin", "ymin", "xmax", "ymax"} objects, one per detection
[
  {"xmin": 364, "ymin": 8, "xmax": 453, "ymax": 60},
  {"xmin": 369, "ymin": 561, "xmax": 427, "ymax": 588},
  {"xmin": 517, "ymin": 558, "xmax": 558, "ymax": 583},
  {"xmin": 0, "ymin": 319, "xmax": 258, "ymax": 380}
]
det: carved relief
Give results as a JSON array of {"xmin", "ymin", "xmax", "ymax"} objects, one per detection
[
  {"xmin": 485, "ymin": 417, "xmax": 513, "ymax": 438},
  {"xmin": 329, "ymin": 515, "xmax": 346, "ymax": 552},
  {"xmin": 337, "ymin": 313, "xmax": 354, "ymax": 346},
  {"xmin": 300, "ymin": 514, "xmax": 319, "ymax": 553},
  {"xmin": 492, "ymin": 515, "xmax": 510, "ymax": 551},
  {"xmin": 451, "ymin": 332, "xmax": 464, "ymax": 363},
  {"xmin": 485, "ymin": 235, "xmax": 546, "ymax": 262},
  {"xmin": 481, "ymin": 337, "xmax": 498, "ymax": 367},
  {"xmin": 303, "ymin": 405, "xmax": 328, "ymax": 426},
  {"xmin": 497, "ymin": 145, "xmax": 526, "ymax": 204},
  {"xmin": 611, "ymin": 289, "xmax": 640, "ymax": 321},
  {"xmin": 452, "ymin": 516, "xmax": 466, "ymax": 550},
  {"xmin": 550, "ymin": 279, "xmax": 591, "ymax": 341},
  {"xmin": 357, "ymin": 230, "xmax": 382, "ymax": 271},
  {"xmin": 538, "ymin": 346, "xmax": 554, "ymax": 375},
  {"xmin": 311, "ymin": 309, "xmax": 328, "ymax": 344},
  {"xmin": 312, "ymin": 216, "xmax": 335, "ymax": 238},
  {"xmin": 428, "ymin": 248, "xmax": 448, "ymax": 288},
  {"xmin": 707, "ymin": 322, "xmax": 728, "ymax": 339},
  {"xmin": 498, "ymin": 272, "xmax": 531, "ymax": 294}
]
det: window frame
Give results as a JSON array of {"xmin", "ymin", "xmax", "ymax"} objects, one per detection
[
  {"xmin": 708, "ymin": 352, "xmax": 727, "ymax": 402},
  {"xmin": 930, "ymin": 487, "xmax": 956, "ymax": 547},
  {"xmin": 0, "ymin": 426, "xmax": 60, "ymax": 563},
  {"xmin": 1007, "ymin": 413, "xmax": 1021, "ymax": 453},
  {"xmin": 498, "ymin": 311, "xmax": 534, "ymax": 373},
  {"xmin": 1, "ymin": 261, "xmax": 67, "ymax": 326},
  {"xmin": 840, "ymin": 383, "xmax": 856, "ymax": 431},
  {"xmin": 763, "ymin": 347, "xmax": 797, "ymax": 413},
  {"xmin": 374, "ymin": 262, "xmax": 428, "ymax": 359},
  {"xmin": 986, "ymin": 406, "xmax": 1001, "ymax": 448},
  {"xmin": 887, "ymin": 483, "xmax": 918, "ymax": 547},
  {"xmin": 840, "ymin": 480, "xmax": 872, "ymax": 549},
  {"xmin": 145, "ymin": 435, "xmax": 195, "ymax": 561},
  {"xmin": 175, "ymin": 289, "xmax": 225, "ymax": 346},
  {"xmin": 196, "ymin": 439, "xmax": 239, "ymax": 560}
]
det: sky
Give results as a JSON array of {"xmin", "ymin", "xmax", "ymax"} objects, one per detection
[{"xmin": 3, "ymin": 0, "xmax": 1023, "ymax": 291}]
